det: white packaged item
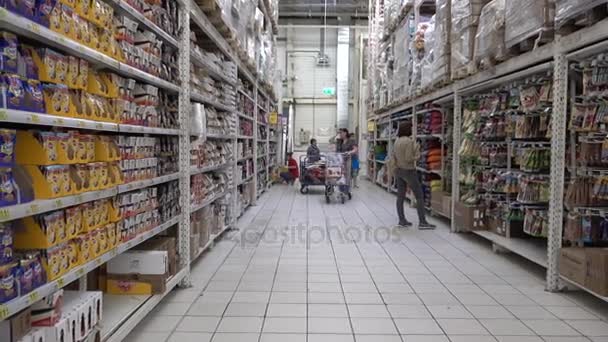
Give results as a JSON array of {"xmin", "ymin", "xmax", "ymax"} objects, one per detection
[
  {"xmin": 39, "ymin": 319, "xmax": 70, "ymax": 342},
  {"xmin": 505, "ymin": 0, "xmax": 555, "ymax": 49},
  {"xmin": 555, "ymin": 0, "xmax": 607, "ymax": 29},
  {"xmin": 474, "ymin": 0, "xmax": 507, "ymax": 70},
  {"xmin": 432, "ymin": 0, "xmax": 451, "ymax": 85},
  {"xmin": 107, "ymin": 250, "xmax": 168, "ymax": 275}
]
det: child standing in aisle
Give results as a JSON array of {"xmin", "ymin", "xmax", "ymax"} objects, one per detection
[
  {"xmin": 280, "ymin": 152, "xmax": 299, "ymax": 185},
  {"xmin": 350, "ymin": 133, "xmax": 360, "ymax": 188}
]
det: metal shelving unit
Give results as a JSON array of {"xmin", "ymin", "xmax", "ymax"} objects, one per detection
[
  {"xmin": 367, "ymin": 0, "xmax": 608, "ymax": 301},
  {"xmin": 0, "ymin": 0, "xmax": 280, "ymax": 337}
]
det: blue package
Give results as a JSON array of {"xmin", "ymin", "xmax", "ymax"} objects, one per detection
[
  {"xmin": 0, "ymin": 223, "xmax": 12, "ymax": 265},
  {"xmin": 0, "ymin": 32, "xmax": 18, "ymax": 74},
  {"xmin": 35, "ymin": 0, "xmax": 57, "ymax": 27}
]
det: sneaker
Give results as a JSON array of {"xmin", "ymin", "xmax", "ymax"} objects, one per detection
[
  {"xmin": 398, "ymin": 221, "xmax": 412, "ymax": 228},
  {"xmin": 419, "ymin": 222, "xmax": 436, "ymax": 230}
]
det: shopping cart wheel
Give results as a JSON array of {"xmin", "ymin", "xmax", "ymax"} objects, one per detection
[
  {"xmin": 348, "ymin": 192, "xmax": 352, "ymax": 200},
  {"xmin": 326, "ymin": 195, "xmax": 330, "ymax": 204},
  {"xmin": 300, "ymin": 185, "xmax": 309, "ymax": 194}
]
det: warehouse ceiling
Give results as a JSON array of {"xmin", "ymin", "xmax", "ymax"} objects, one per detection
[{"xmin": 279, "ymin": 0, "xmax": 369, "ymax": 19}]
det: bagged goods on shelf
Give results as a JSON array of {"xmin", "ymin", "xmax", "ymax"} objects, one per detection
[
  {"xmin": 393, "ymin": 20, "xmax": 411, "ymax": 100},
  {"xmin": 555, "ymin": 0, "xmax": 608, "ymax": 30},
  {"xmin": 473, "ymin": 0, "xmax": 508, "ymax": 70},
  {"xmin": 450, "ymin": 0, "xmax": 491, "ymax": 79},
  {"xmin": 505, "ymin": 0, "xmax": 555, "ymax": 50},
  {"xmin": 432, "ymin": 0, "xmax": 451, "ymax": 85},
  {"xmin": 420, "ymin": 16, "xmax": 436, "ymax": 90}
]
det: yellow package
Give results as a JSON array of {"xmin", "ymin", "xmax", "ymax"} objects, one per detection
[
  {"xmin": 88, "ymin": 23, "xmax": 100, "ymax": 50},
  {"xmin": 92, "ymin": 198, "xmax": 102, "ymax": 227},
  {"xmin": 98, "ymin": 29, "xmax": 112, "ymax": 55},
  {"xmin": 43, "ymin": 244, "xmax": 64, "ymax": 281},
  {"xmin": 76, "ymin": 233, "xmax": 92, "ymax": 264},
  {"xmin": 81, "ymin": 202, "xmax": 96, "ymax": 231},
  {"xmin": 60, "ymin": 5, "xmax": 75, "ymax": 40},
  {"xmin": 67, "ymin": 239, "xmax": 79, "ymax": 268},
  {"xmin": 69, "ymin": 90, "xmax": 82, "ymax": 117},
  {"xmin": 87, "ymin": 70, "xmax": 107, "ymax": 97},
  {"xmin": 59, "ymin": 0, "xmax": 76, "ymax": 10},
  {"xmin": 97, "ymin": 227, "xmax": 108, "ymax": 253},
  {"xmin": 65, "ymin": 206, "xmax": 82, "ymax": 238},
  {"xmin": 57, "ymin": 132, "xmax": 76, "ymax": 164},
  {"xmin": 49, "ymin": 5, "xmax": 63, "ymax": 35},
  {"xmin": 43, "ymin": 84, "xmax": 70, "ymax": 116},
  {"xmin": 75, "ymin": 0, "xmax": 91, "ymax": 19},
  {"xmin": 33, "ymin": 48, "xmax": 68, "ymax": 84},
  {"xmin": 89, "ymin": 229, "xmax": 101, "ymax": 257},
  {"xmin": 71, "ymin": 164, "xmax": 88, "ymax": 193},
  {"xmin": 78, "ymin": 59, "xmax": 88, "ymax": 90},
  {"xmin": 98, "ymin": 163, "xmax": 108, "ymax": 189},
  {"xmin": 101, "ymin": 73, "xmax": 119, "ymax": 98},
  {"xmin": 14, "ymin": 211, "xmax": 67, "ymax": 249},
  {"xmin": 106, "ymin": 223, "xmax": 117, "ymax": 249},
  {"xmin": 59, "ymin": 165, "xmax": 72, "ymax": 195},
  {"xmin": 67, "ymin": 56, "xmax": 79, "ymax": 89}
]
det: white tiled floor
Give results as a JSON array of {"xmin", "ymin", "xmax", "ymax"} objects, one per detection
[{"xmin": 126, "ymin": 181, "xmax": 608, "ymax": 342}]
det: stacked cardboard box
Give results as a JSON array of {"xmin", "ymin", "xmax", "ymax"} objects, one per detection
[
  {"xmin": 560, "ymin": 248, "xmax": 608, "ymax": 296},
  {"xmin": 450, "ymin": 0, "xmax": 491, "ymax": 79},
  {"xmin": 505, "ymin": 0, "xmax": 555, "ymax": 50}
]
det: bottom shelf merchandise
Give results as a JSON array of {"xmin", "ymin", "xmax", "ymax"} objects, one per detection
[{"xmin": 191, "ymin": 200, "xmax": 229, "ymax": 262}]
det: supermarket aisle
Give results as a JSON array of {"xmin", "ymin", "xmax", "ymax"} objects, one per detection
[{"xmin": 126, "ymin": 181, "xmax": 608, "ymax": 342}]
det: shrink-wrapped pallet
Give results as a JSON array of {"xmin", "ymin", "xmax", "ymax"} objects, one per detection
[
  {"xmin": 473, "ymin": 0, "xmax": 507, "ymax": 70},
  {"xmin": 432, "ymin": 0, "xmax": 451, "ymax": 85},
  {"xmin": 555, "ymin": 0, "xmax": 607, "ymax": 30},
  {"xmin": 451, "ymin": 0, "xmax": 490, "ymax": 79},
  {"xmin": 421, "ymin": 16, "xmax": 436, "ymax": 90},
  {"xmin": 393, "ymin": 21, "xmax": 412, "ymax": 100},
  {"xmin": 411, "ymin": 17, "xmax": 433, "ymax": 94},
  {"xmin": 505, "ymin": 0, "xmax": 554, "ymax": 49}
]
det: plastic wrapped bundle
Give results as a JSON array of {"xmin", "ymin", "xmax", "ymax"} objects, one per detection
[
  {"xmin": 421, "ymin": 16, "xmax": 436, "ymax": 90},
  {"xmin": 474, "ymin": 0, "xmax": 507, "ymax": 70},
  {"xmin": 451, "ymin": 0, "xmax": 491, "ymax": 79},
  {"xmin": 392, "ymin": 20, "xmax": 412, "ymax": 100},
  {"xmin": 432, "ymin": 0, "xmax": 451, "ymax": 85},
  {"xmin": 410, "ymin": 18, "xmax": 433, "ymax": 94},
  {"xmin": 505, "ymin": 0, "xmax": 555, "ymax": 49},
  {"xmin": 555, "ymin": 0, "xmax": 607, "ymax": 30}
]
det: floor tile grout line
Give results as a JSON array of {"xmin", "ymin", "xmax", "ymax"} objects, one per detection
[
  {"xmin": 162, "ymin": 186, "xmax": 282, "ymax": 341},
  {"xmin": 255, "ymin": 188, "xmax": 292, "ymax": 342},
  {"xmin": 335, "ymin": 200, "xmax": 409, "ymax": 341},
  {"xmin": 351, "ymin": 191, "xmax": 453, "ymax": 341},
  {"xmin": 319, "ymin": 196, "xmax": 358, "ymax": 341},
  {"xmin": 210, "ymin": 185, "xmax": 289, "ymax": 340}
]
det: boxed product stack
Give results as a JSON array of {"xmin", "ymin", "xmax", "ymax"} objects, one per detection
[
  {"xmin": 432, "ymin": 0, "xmax": 451, "ymax": 86},
  {"xmin": 560, "ymin": 248, "xmax": 608, "ymax": 296},
  {"xmin": 505, "ymin": 0, "xmax": 555, "ymax": 51},
  {"xmin": 106, "ymin": 243, "xmax": 175, "ymax": 295},
  {"xmin": 450, "ymin": 0, "xmax": 490, "ymax": 80},
  {"xmin": 555, "ymin": 0, "xmax": 607, "ymax": 31},
  {"xmin": 473, "ymin": 0, "xmax": 508, "ymax": 71}
]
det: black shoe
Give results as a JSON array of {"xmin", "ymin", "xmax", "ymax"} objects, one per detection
[
  {"xmin": 419, "ymin": 222, "xmax": 436, "ymax": 230},
  {"xmin": 398, "ymin": 221, "xmax": 412, "ymax": 228}
]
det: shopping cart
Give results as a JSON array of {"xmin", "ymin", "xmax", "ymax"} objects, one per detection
[
  {"xmin": 299, "ymin": 155, "xmax": 326, "ymax": 194},
  {"xmin": 324, "ymin": 153, "xmax": 352, "ymax": 204}
]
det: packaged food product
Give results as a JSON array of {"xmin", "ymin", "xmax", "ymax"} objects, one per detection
[
  {"xmin": 0, "ymin": 167, "xmax": 17, "ymax": 206},
  {"xmin": 0, "ymin": 262, "xmax": 18, "ymax": 303},
  {"xmin": 41, "ymin": 165, "xmax": 63, "ymax": 197},
  {"xmin": 0, "ymin": 129, "xmax": 16, "ymax": 166},
  {"xmin": 67, "ymin": 239, "xmax": 78, "ymax": 268},
  {"xmin": 36, "ymin": 0, "xmax": 58, "ymax": 27},
  {"xmin": 0, "ymin": 223, "xmax": 13, "ymax": 265},
  {"xmin": 24, "ymin": 79, "xmax": 45, "ymax": 113},
  {"xmin": 65, "ymin": 206, "xmax": 82, "ymax": 237},
  {"xmin": 43, "ymin": 84, "xmax": 70, "ymax": 115},
  {"xmin": 19, "ymin": 45, "xmax": 39, "ymax": 79},
  {"xmin": 0, "ymin": 32, "xmax": 18, "ymax": 74},
  {"xmin": 19, "ymin": 252, "xmax": 45, "ymax": 291},
  {"xmin": 36, "ymin": 131, "xmax": 58, "ymax": 163},
  {"xmin": 2, "ymin": 73, "xmax": 26, "ymax": 110},
  {"xmin": 59, "ymin": 164, "xmax": 71, "ymax": 194}
]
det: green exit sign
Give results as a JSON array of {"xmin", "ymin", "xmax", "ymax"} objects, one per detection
[{"xmin": 322, "ymin": 87, "xmax": 335, "ymax": 96}]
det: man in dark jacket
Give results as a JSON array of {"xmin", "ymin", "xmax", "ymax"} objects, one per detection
[{"xmin": 307, "ymin": 138, "xmax": 321, "ymax": 163}]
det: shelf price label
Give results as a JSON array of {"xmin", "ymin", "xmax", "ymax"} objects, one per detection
[
  {"xmin": 28, "ymin": 291, "xmax": 39, "ymax": 303},
  {"xmin": 76, "ymin": 268, "xmax": 85, "ymax": 277},
  {"xmin": 29, "ymin": 23, "xmax": 40, "ymax": 35},
  {"xmin": 30, "ymin": 114, "xmax": 40, "ymax": 124},
  {"xmin": 0, "ymin": 305, "xmax": 9, "ymax": 320},
  {"xmin": 56, "ymin": 278, "xmax": 65, "ymax": 288},
  {"xmin": 0, "ymin": 110, "xmax": 7, "ymax": 121},
  {"xmin": 0, "ymin": 209, "xmax": 10, "ymax": 221}
]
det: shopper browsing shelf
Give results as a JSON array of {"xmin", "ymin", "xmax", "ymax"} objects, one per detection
[
  {"xmin": 349, "ymin": 133, "xmax": 360, "ymax": 188},
  {"xmin": 390, "ymin": 122, "xmax": 436, "ymax": 229},
  {"xmin": 280, "ymin": 152, "xmax": 299, "ymax": 185}
]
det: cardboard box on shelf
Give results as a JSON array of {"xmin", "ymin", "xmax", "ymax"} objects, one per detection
[
  {"xmin": 559, "ymin": 248, "xmax": 587, "ymax": 286},
  {"xmin": 134, "ymin": 237, "xmax": 178, "ymax": 276},
  {"xmin": 106, "ymin": 274, "xmax": 168, "ymax": 295},
  {"xmin": 585, "ymin": 248, "xmax": 608, "ymax": 296},
  {"xmin": 107, "ymin": 251, "xmax": 168, "ymax": 275},
  {"xmin": 2, "ymin": 308, "xmax": 32, "ymax": 342},
  {"xmin": 454, "ymin": 201, "xmax": 485, "ymax": 231}
]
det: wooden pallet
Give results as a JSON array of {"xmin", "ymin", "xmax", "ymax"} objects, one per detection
[
  {"xmin": 557, "ymin": 5, "xmax": 608, "ymax": 35},
  {"xmin": 195, "ymin": 0, "xmax": 222, "ymax": 14},
  {"xmin": 507, "ymin": 29, "xmax": 554, "ymax": 55}
]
